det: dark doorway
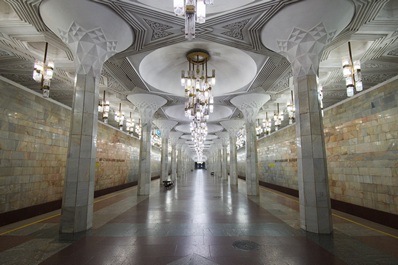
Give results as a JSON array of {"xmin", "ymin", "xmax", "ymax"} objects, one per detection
[{"xmin": 195, "ymin": 162, "xmax": 206, "ymax": 169}]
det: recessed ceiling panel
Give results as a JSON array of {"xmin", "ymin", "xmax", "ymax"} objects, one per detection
[
  {"xmin": 175, "ymin": 123, "xmax": 223, "ymax": 134},
  {"xmin": 139, "ymin": 41, "xmax": 257, "ymax": 97},
  {"xmin": 136, "ymin": 0, "xmax": 257, "ymax": 15},
  {"xmin": 165, "ymin": 104, "xmax": 234, "ymax": 122}
]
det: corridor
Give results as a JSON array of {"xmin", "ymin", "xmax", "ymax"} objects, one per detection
[{"xmin": 0, "ymin": 171, "xmax": 397, "ymax": 265}]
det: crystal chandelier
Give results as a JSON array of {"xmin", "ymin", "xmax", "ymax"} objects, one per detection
[
  {"xmin": 342, "ymin": 42, "xmax": 363, "ymax": 97},
  {"xmin": 114, "ymin": 103, "xmax": 125, "ymax": 130},
  {"xmin": 273, "ymin": 103, "xmax": 283, "ymax": 131},
  {"xmin": 98, "ymin": 91, "xmax": 110, "ymax": 123},
  {"xmin": 174, "ymin": 0, "xmax": 214, "ymax": 40},
  {"xmin": 126, "ymin": 112, "xmax": 135, "ymax": 135},
  {"xmin": 181, "ymin": 49, "xmax": 215, "ymax": 159},
  {"xmin": 32, "ymin": 42, "xmax": 54, "ymax": 98},
  {"xmin": 286, "ymin": 90, "xmax": 295, "ymax": 125},
  {"xmin": 264, "ymin": 113, "xmax": 272, "ymax": 135},
  {"xmin": 151, "ymin": 128, "xmax": 162, "ymax": 147},
  {"xmin": 135, "ymin": 119, "xmax": 142, "ymax": 139},
  {"xmin": 236, "ymin": 127, "xmax": 246, "ymax": 149}
]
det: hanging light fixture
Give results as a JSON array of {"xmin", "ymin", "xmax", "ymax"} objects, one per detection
[
  {"xmin": 286, "ymin": 90, "xmax": 295, "ymax": 125},
  {"xmin": 264, "ymin": 112, "xmax": 272, "ymax": 135},
  {"xmin": 342, "ymin": 41, "xmax": 363, "ymax": 97},
  {"xmin": 173, "ymin": 0, "xmax": 214, "ymax": 40},
  {"xmin": 98, "ymin": 91, "xmax": 110, "ymax": 123},
  {"xmin": 273, "ymin": 103, "xmax": 283, "ymax": 131},
  {"xmin": 114, "ymin": 103, "xmax": 125, "ymax": 130},
  {"xmin": 135, "ymin": 119, "xmax": 142, "ymax": 139},
  {"xmin": 126, "ymin": 112, "xmax": 135, "ymax": 135},
  {"xmin": 32, "ymin": 42, "xmax": 54, "ymax": 98},
  {"xmin": 255, "ymin": 119, "xmax": 263, "ymax": 135},
  {"xmin": 181, "ymin": 49, "xmax": 216, "ymax": 160}
]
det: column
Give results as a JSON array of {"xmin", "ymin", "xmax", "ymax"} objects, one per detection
[
  {"xmin": 176, "ymin": 140, "xmax": 185, "ymax": 178},
  {"xmin": 217, "ymin": 132, "xmax": 230, "ymax": 181},
  {"xmin": 260, "ymin": 0, "xmax": 354, "ymax": 233},
  {"xmin": 46, "ymin": 21, "xmax": 133, "ymax": 233},
  {"xmin": 220, "ymin": 120, "xmax": 244, "ymax": 186},
  {"xmin": 127, "ymin": 94, "xmax": 167, "ymax": 195},
  {"xmin": 153, "ymin": 120, "xmax": 178, "ymax": 184},
  {"xmin": 170, "ymin": 132, "xmax": 182, "ymax": 181},
  {"xmin": 231, "ymin": 94, "xmax": 271, "ymax": 196}
]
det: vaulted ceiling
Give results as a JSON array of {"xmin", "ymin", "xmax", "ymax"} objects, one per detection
[{"xmin": 0, "ymin": 0, "xmax": 398, "ymax": 155}]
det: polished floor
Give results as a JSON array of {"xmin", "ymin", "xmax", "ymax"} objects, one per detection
[{"xmin": 0, "ymin": 170, "xmax": 398, "ymax": 265}]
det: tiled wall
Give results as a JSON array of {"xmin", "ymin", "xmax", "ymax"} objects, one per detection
[
  {"xmin": 255, "ymin": 77, "xmax": 398, "ymax": 215},
  {"xmin": 0, "ymin": 78, "xmax": 146, "ymax": 214},
  {"xmin": 257, "ymin": 125, "xmax": 298, "ymax": 189},
  {"xmin": 323, "ymin": 78, "xmax": 398, "ymax": 214}
]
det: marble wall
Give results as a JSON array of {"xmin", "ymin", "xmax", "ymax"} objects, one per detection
[
  {"xmin": 0, "ymin": 79, "xmax": 69, "ymax": 213},
  {"xmin": 323, "ymin": 78, "xmax": 398, "ymax": 214},
  {"xmin": 257, "ymin": 125, "xmax": 298, "ymax": 189},
  {"xmin": 255, "ymin": 77, "xmax": 398, "ymax": 215},
  {"xmin": 0, "ymin": 78, "xmax": 145, "ymax": 214}
]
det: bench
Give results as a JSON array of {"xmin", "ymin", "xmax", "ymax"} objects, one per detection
[{"xmin": 163, "ymin": 180, "xmax": 174, "ymax": 188}]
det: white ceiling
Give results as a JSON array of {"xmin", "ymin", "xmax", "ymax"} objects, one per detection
[{"xmin": 0, "ymin": 0, "xmax": 398, "ymax": 157}]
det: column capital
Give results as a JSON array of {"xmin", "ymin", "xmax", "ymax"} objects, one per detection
[
  {"xmin": 260, "ymin": 0, "xmax": 354, "ymax": 77},
  {"xmin": 153, "ymin": 119, "xmax": 178, "ymax": 139},
  {"xmin": 127, "ymin": 94, "xmax": 167, "ymax": 123},
  {"xmin": 230, "ymin": 93, "xmax": 270, "ymax": 123},
  {"xmin": 216, "ymin": 132, "xmax": 230, "ymax": 146},
  {"xmin": 169, "ymin": 132, "xmax": 183, "ymax": 146},
  {"xmin": 40, "ymin": 0, "xmax": 133, "ymax": 77},
  {"xmin": 220, "ymin": 119, "xmax": 244, "ymax": 137}
]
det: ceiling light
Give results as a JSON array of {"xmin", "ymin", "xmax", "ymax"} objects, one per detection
[
  {"xmin": 342, "ymin": 42, "xmax": 363, "ymax": 97},
  {"xmin": 98, "ymin": 91, "xmax": 110, "ymax": 123},
  {"xmin": 32, "ymin": 42, "xmax": 54, "ymax": 98},
  {"xmin": 173, "ymin": 0, "xmax": 214, "ymax": 40}
]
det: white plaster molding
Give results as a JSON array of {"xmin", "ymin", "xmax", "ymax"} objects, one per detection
[
  {"xmin": 58, "ymin": 22, "xmax": 117, "ymax": 76},
  {"xmin": 230, "ymin": 93, "xmax": 270, "ymax": 123},
  {"xmin": 153, "ymin": 119, "xmax": 178, "ymax": 138},
  {"xmin": 127, "ymin": 94, "xmax": 167, "ymax": 122},
  {"xmin": 220, "ymin": 119, "xmax": 245, "ymax": 136}
]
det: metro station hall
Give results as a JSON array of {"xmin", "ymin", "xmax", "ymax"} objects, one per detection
[{"xmin": 0, "ymin": 0, "xmax": 397, "ymax": 264}]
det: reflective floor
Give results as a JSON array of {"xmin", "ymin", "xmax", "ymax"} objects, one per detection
[{"xmin": 0, "ymin": 170, "xmax": 398, "ymax": 265}]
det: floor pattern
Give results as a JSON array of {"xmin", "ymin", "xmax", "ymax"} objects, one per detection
[{"xmin": 0, "ymin": 170, "xmax": 397, "ymax": 265}]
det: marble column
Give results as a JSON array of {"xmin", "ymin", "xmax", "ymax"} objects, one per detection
[
  {"xmin": 220, "ymin": 120, "xmax": 244, "ymax": 186},
  {"xmin": 217, "ymin": 132, "xmax": 230, "ymax": 181},
  {"xmin": 153, "ymin": 120, "xmax": 178, "ymax": 184},
  {"xmin": 213, "ymin": 139, "xmax": 223, "ymax": 178},
  {"xmin": 176, "ymin": 140, "xmax": 185, "ymax": 178},
  {"xmin": 39, "ymin": 14, "xmax": 133, "ymax": 232},
  {"xmin": 127, "ymin": 94, "xmax": 167, "ymax": 195},
  {"xmin": 231, "ymin": 94, "xmax": 271, "ymax": 196},
  {"xmin": 260, "ymin": 0, "xmax": 354, "ymax": 233},
  {"xmin": 170, "ymin": 132, "xmax": 182, "ymax": 181}
]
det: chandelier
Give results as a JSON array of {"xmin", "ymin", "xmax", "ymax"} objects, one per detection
[
  {"xmin": 174, "ymin": 0, "xmax": 214, "ymax": 40},
  {"xmin": 181, "ymin": 49, "xmax": 215, "ymax": 159},
  {"xmin": 273, "ymin": 103, "xmax": 283, "ymax": 131},
  {"xmin": 126, "ymin": 112, "xmax": 135, "ymax": 135},
  {"xmin": 342, "ymin": 41, "xmax": 363, "ymax": 97},
  {"xmin": 32, "ymin": 42, "xmax": 54, "ymax": 98},
  {"xmin": 135, "ymin": 119, "xmax": 142, "ymax": 139},
  {"xmin": 286, "ymin": 90, "xmax": 295, "ymax": 125},
  {"xmin": 114, "ymin": 103, "xmax": 125, "ymax": 130},
  {"xmin": 236, "ymin": 126, "xmax": 245, "ymax": 149},
  {"xmin": 98, "ymin": 91, "xmax": 110, "ymax": 123}
]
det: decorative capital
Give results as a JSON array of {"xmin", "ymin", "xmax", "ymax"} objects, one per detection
[
  {"xmin": 59, "ymin": 22, "xmax": 118, "ymax": 76},
  {"xmin": 276, "ymin": 23, "xmax": 336, "ymax": 77},
  {"xmin": 216, "ymin": 132, "xmax": 230, "ymax": 146},
  {"xmin": 169, "ymin": 132, "xmax": 183, "ymax": 146},
  {"xmin": 230, "ymin": 93, "xmax": 270, "ymax": 123},
  {"xmin": 220, "ymin": 119, "xmax": 245, "ymax": 137},
  {"xmin": 153, "ymin": 119, "xmax": 178, "ymax": 139},
  {"xmin": 127, "ymin": 94, "xmax": 167, "ymax": 123}
]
